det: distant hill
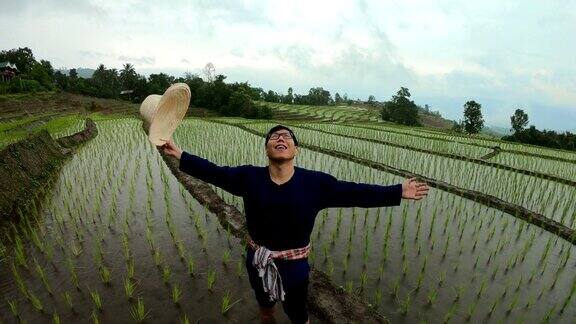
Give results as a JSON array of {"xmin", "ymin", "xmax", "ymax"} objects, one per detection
[{"xmin": 56, "ymin": 68, "xmax": 95, "ymax": 78}]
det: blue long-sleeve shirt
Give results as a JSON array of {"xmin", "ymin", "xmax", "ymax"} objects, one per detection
[{"xmin": 179, "ymin": 151, "xmax": 403, "ymax": 250}]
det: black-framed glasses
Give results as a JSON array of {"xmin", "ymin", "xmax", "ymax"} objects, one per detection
[{"xmin": 269, "ymin": 132, "xmax": 293, "ymax": 140}]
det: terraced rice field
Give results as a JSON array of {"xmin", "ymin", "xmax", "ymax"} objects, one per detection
[{"xmin": 1, "ymin": 114, "xmax": 574, "ymax": 323}]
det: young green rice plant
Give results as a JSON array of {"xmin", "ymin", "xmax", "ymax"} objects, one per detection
[
  {"xmin": 560, "ymin": 279, "xmax": 576, "ymax": 314},
  {"xmin": 172, "ymin": 284, "xmax": 182, "ymax": 305},
  {"xmin": 476, "ymin": 278, "xmax": 487, "ymax": 300},
  {"xmin": 122, "ymin": 235, "xmax": 131, "ymax": 260},
  {"xmin": 397, "ymin": 292, "xmax": 411, "ymax": 316},
  {"xmin": 34, "ymin": 259, "xmax": 53, "ymax": 295},
  {"xmin": 162, "ymin": 265, "xmax": 171, "ymax": 285},
  {"xmin": 100, "ymin": 265, "xmax": 112, "ymax": 286},
  {"xmin": 28, "ymin": 291, "xmax": 44, "ymax": 313},
  {"xmin": 507, "ymin": 292, "xmax": 519, "ymax": 315},
  {"xmin": 176, "ymin": 241, "xmax": 186, "ymax": 261},
  {"xmin": 542, "ymin": 304, "xmax": 556, "ymax": 323},
  {"xmin": 373, "ymin": 289, "xmax": 382, "ymax": 306},
  {"xmin": 207, "ymin": 269, "xmax": 217, "ymax": 291},
  {"xmin": 488, "ymin": 294, "xmax": 500, "ymax": 317},
  {"xmin": 186, "ymin": 256, "xmax": 195, "ymax": 277},
  {"xmin": 89, "ymin": 288, "xmax": 103, "ymax": 312},
  {"xmin": 154, "ymin": 248, "xmax": 162, "ymax": 268},
  {"xmin": 222, "ymin": 249, "xmax": 231, "ymax": 265},
  {"xmin": 346, "ymin": 280, "xmax": 353, "ymax": 294},
  {"xmin": 127, "ymin": 258, "xmax": 135, "ymax": 280},
  {"xmin": 62, "ymin": 291, "xmax": 74, "ymax": 310},
  {"xmin": 465, "ymin": 299, "xmax": 478, "ymax": 321},
  {"xmin": 6, "ymin": 299, "xmax": 19, "ymax": 318},
  {"xmin": 130, "ymin": 298, "xmax": 150, "ymax": 323},
  {"xmin": 124, "ymin": 277, "xmax": 136, "ymax": 300},
  {"xmin": 454, "ymin": 285, "xmax": 464, "ymax": 302},
  {"xmin": 444, "ymin": 302, "xmax": 458, "ymax": 323},
  {"xmin": 360, "ymin": 270, "xmax": 368, "ymax": 289},
  {"xmin": 427, "ymin": 288, "xmax": 438, "ymax": 306},
  {"xmin": 47, "ymin": 308, "xmax": 59, "ymax": 324},
  {"xmin": 14, "ymin": 236, "xmax": 28, "ymax": 269},
  {"xmin": 221, "ymin": 290, "xmax": 241, "ymax": 315},
  {"xmin": 391, "ymin": 277, "xmax": 401, "ymax": 299}
]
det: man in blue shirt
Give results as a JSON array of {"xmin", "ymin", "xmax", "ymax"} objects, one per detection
[{"xmin": 161, "ymin": 125, "xmax": 429, "ymax": 324}]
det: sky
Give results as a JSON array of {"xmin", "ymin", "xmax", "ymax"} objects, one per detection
[{"xmin": 1, "ymin": 0, "xmax": 575, "ymax": 132}]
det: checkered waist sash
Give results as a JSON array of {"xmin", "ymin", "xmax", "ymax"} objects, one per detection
[{"xmin": 248, "ymin": 239, "xmax": 311, "ymax": 302}]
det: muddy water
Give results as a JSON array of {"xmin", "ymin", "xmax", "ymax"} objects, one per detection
[
  {"xmin": 176, "ymin": 118, "xmax": 576, "ymax": 323},
  {"xmin": 0, "ymin": 119, "xmax": 300, "ymax": 323}
]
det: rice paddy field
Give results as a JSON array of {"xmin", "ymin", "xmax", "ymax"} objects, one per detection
[{"xmin": 1, "ymin": 112, "xmax": 575, "ymax": 323}]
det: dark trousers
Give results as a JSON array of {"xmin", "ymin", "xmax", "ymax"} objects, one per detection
[{"xmin": 245, "ymin": 248, "xmax": 310, "ymax": 324}]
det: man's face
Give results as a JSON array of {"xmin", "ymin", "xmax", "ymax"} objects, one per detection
[{"xmin": 266, "ymin": 129, "xmax": 298, "ymax": 162}]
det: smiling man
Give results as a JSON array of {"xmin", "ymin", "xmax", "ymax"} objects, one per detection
[{"xmin": 161, "ymin": 124, "xmax": 429, "ymax": 324}]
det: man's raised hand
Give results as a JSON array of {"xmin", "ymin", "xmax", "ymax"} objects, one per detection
[
  {"xmin": 160, "ymin": 138, "xmax": 183, "ymax": 160},
  {"xmin": 402, "ymin": 177, "xmax": 429, "ymax": 200}
]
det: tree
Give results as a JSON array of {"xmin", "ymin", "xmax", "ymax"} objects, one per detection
[
  {"xmin": 367, "ymin": 95, "xmax": 376, "ymax": 106},
  {"xmin": 202, "ymin": 62, "xmax": 215, "ymax": 82},
  {"xmin": 463, "ymin": 100, "xmax": 484, "ymax": 134},
  {"xmin": 120, "ymin": 63, "xmax": 138, "ymax": 90},
  {"xmin": 306, "ymin": 87, "xmax": 331, "ymax": 105},
  {"xmin": 283, "ymin": 87, "xmax": 294, "ymax": 104},
  {"xmin": 380, "ymin": 87, "xmax": 420, "ymax": 126},
  {"xmin": 510, "ymin": 109, "xmax": 529, "ymax": 133},
  {"xmin": 69, "ymin": 68, "xmax": 78, "ymax": 78},
  {"xmin": 147, "ymin": 73, "xmax": 174, "ymax": 96},
  {"xmin": 334, "ymin": 92, "xmax": 342, "ymax": 104},
  {"xmin": 451, "ymin": 120, "xmax": 464, "ymax": 133},
  {"xmin": 0, "ymin": 47, "xmax": 36, "ymax": 74}
]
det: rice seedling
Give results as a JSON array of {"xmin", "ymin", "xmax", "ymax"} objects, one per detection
[
  {"xmin": 100, "ymin": 265, "xmax": 112, "ymax": 286},
  {"xmin": 207, "ymin": 269, "xmax": 217, "ymax": 291},
  {"xmin": 53, "ymin": 311, "xmax": 60, "ymax": 324},
  {"xmin": 14, "ymin": 237, "xmax": 28, "ymax": 269},
  {"xmin": 27, "ymin": 291, "xmax": 44, "ymax": 313},
  {"xmin": 346, "ymin": 280, "xmax": 353, "ymax": 294},
  {"xmin": 443, "ymin": 302, "xmax": 458, "ymax": 324},
  {"xmin": 177, "ymin": 241, "xmax": 186, "ymax": 261},
  {"xmin": 221, "ymin": 290, "xmax": 241, "ymax": 315},
  {"xmin": 130, "ymin": 298, "xmax": 150, "ymax": 323},
  {"xmin": 397, "ymin": 292, "xmax": 411, "ymax": 316},
  {"xmin": 6, "ymin": 299, "xmax": 19, "ymax": 318},
  {"xmin": 360, "ymin": 270, "xmax": 368, "ymax": 288},
  {"xmin": 34, "ymin": 258, "xmax": 53, "ymax": 295},
  {"xmin": 89, "ymin": 308, "xmax": 100, "ymax": 324},
  {"xmin": 186, "ymin": 256, "xmax": 195, "ymax": 277},
  {"xmin": 89, "ymin": 288, "xmax": 103, "ymax": 312},
  {"xmin": 62, "ymin": 291, "xmax": 74, "ymax": 310},
  {"xmin": 427, "ymin": 288, "xmax": 438, "ymax": 306},
  {"xmin": 127, "ymin": 258, "xmax": 135, "ymax": 280},
  {"xmin": 162, "ymin": 265, "xmax": 172, "ymax": 286},
  {"xmin": 154, "ymin": 248, "xmax": 162, "ymax": 267},
  {"xmin": 124, "ymin": 277, "xmax": 136, "ymax": 300},
  {"xmin": 222, "ymin": 249, "xmax": 231, "ymax": 264},
  {"xmin": 172, "ymin": 284, "xmax": 182, "ymax": 305},
  {"xmin": 560, "ymin": 279, "xmax": 576, "ymax": 313}
]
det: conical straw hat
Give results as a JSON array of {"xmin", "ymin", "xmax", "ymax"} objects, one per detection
[{"xmin": 139, "ymin": 83, "xmax": 191, "ymax": 146}]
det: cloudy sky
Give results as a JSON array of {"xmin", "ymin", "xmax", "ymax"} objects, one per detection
[{"xmin": 1, "ymin": 0, "xmax": 575, "ymax": 131}]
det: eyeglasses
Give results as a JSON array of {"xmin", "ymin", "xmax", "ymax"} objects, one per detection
[{"xmin": 269, "ymin": 132, "xmax": 293, "ymax": 140}]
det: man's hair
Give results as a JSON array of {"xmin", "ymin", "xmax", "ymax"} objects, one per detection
[{"xmin": 265, "ymin": 125, "xmax": 299, "ymax": 146}]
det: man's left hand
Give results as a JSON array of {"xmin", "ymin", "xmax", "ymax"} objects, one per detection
[{"xmin": 402, "ymin": 177, "xmax": 429, "ymax": 200}]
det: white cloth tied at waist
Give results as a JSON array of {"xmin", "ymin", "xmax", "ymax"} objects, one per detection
[{"xmin": 252, "ymin": 246, "xmax": 286, "ymax": 302}]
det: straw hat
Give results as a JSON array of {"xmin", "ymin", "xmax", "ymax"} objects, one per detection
[{"xmin": 139, "ymin": 83, "xmax": 191, "ymax": 146}]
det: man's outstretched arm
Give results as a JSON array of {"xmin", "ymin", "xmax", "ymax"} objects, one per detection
[
  {"xmin": 161, "ymin": 138, "xmax": 247, "ymax": 197},
  {"xmin": 318, "ymin": 173, "xmax": 429, "ymax": 209}
]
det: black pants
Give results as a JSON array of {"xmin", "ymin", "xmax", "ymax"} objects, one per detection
[{"xmin": 245, "ymin": 248, "xmax": 310, "ymax": 324}]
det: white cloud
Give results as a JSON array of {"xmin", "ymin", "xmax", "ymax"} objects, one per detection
[{"xmin": 0, "ymin": 0, "xmax": 574, "ymax": 131}]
